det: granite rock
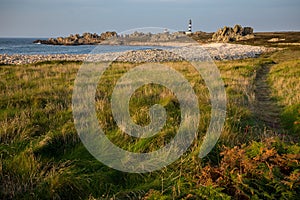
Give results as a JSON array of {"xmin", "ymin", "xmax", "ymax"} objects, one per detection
[
  {"xmin": 212, "ymin": 25, "xmax": 254, "ymax": 42},
  {"xmin": 34, "ymin": 31, "xmax": 117, "ymax": 45}
]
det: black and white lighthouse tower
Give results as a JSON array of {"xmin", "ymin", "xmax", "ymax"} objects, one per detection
[{"xmin": 186, "ymin": 19, "xmax": 192, "ymax": 35}]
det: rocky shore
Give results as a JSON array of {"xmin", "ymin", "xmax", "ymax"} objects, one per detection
[
  {"xmin": 0, "ymin": 54, "xmax": 88, "ymax": 65},
  {"xmin": 33, "ymin": 25, "xmax": 254, "ymax": 46},
  {"xmin": 34, "ymin": 31, "xmax": 195, "ymax": 46},
  {"xmin": 0, "ymin": 43, "xmax": 269, "ymax": 65},
  {"xmin": 34, "ymin": 32, "xmax": 117, "ymax": 45}
]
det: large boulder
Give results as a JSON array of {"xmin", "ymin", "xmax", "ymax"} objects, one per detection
[
  {"xmin": 212, "ymin": 25, "xmax": 254, "ymax": 42},
  {"xmin": 100, "ymin": 31, "xmax": 117, "ymax": 40},
  {"xmin": 242, "ymin": 27, "xmax": 254, "ymax": 36}
]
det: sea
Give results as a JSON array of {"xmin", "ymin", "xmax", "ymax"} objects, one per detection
[{"xmin": 0, "ymin": 38, "xmax": 164, "ymax": 55}]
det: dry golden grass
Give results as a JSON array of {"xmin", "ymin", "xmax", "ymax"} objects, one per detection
[{"xmin": 269, "ymin": 60, "xmax": 300, "ymax": 106}]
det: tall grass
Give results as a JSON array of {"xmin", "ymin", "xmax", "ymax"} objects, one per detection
[
  {"xmin": 268, "ymin": 57, "xmax": 300, "ymax": 136},
  {"xmin": 0, "ymin": 49, "xmax": 299, "ymax": 199}
]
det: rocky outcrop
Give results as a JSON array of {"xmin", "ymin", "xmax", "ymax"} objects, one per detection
[
  {"xmin": 212, "ymin": 25, "xmax": 254, "ymax": 42},
  {"xmin": 34, "ymin": 31, "xmax": 117, "ymax": 45},
  {"xmin": 101, "ymin": 31, "xmax": 192, "ymax": 46}
]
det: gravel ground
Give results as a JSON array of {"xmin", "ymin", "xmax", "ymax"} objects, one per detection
[{"xmin": 0, "ymin": 43, "xmax": 269, "ymax": 65}]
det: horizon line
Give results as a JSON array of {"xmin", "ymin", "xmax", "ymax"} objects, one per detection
[{"xmin": 1, "ymin": 29, "xmax": 300, "ymax": 38}]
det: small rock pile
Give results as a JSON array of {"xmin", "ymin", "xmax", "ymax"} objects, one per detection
[
  {"xmin": 212, "ymin": 25, "xmax": 254, "ymax": 42},
  {"xmin": 114, "ymin": 49, "xmax": 184, "ymax": 63}
]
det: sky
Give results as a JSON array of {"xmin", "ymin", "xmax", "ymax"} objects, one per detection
[{"xmin": 0, "ymin": 0, "xmax": 299, "ymax": 37}]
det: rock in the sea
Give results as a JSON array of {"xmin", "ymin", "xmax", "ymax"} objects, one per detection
[
  {"xmin": 212, "ymin": 25, "xmax": 254, "ymax": 42},
  {"xmin": 33, "ymin": 31, "xmax": 117, "ymax": 45}
]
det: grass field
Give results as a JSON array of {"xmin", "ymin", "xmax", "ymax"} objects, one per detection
[{"xmin": 0, "ymin": 42, "xmax": 300, "ymax": 199}]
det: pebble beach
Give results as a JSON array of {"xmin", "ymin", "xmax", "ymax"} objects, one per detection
[{"xmin": 0, "ymin": 43, "xmax": 269, "ymax": 65}]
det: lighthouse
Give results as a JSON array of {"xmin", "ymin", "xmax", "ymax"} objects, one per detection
[{"xmin": 186, "ymin": 19, "xmax": 192, "ymax": 35}]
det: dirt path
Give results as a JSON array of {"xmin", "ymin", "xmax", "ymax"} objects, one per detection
[{"xmin": 253, "ymin": 64, "xmax": 282, "ymax": 130}]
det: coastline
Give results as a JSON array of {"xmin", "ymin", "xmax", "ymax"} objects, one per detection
[{"xmin": 0, "ymin": 43, "xmax": 269, "ymax": 65}]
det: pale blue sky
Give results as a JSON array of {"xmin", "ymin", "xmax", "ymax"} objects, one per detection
[{"xmin": 0, "ymin": 0, "xmax": 299, "ymax": 37}]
